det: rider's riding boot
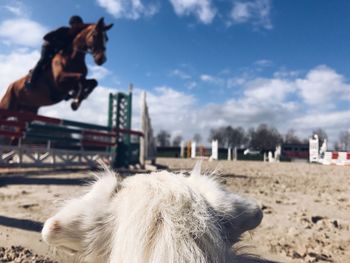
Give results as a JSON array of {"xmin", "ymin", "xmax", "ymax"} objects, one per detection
[
  {"xmin": 25, "ymin": 61, "xmax": 44, "ymax": 90},
  {"xmin": 25, "ymin": 45, "xmax": 53, "ymax": 90},
  {"xmin": 25, "ymin": 70, "xmax": 33, "ymax": 90},
  {"xmin": 25, "ymin": 81, "xmax": 31, "ymax": 90}
]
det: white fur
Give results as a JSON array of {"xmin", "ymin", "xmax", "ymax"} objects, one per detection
[{"xmin": 42, "ymin": 165, "xmax": 263, "ymax": 263}]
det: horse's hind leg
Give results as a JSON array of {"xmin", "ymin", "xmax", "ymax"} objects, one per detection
[{"xmin": 0, "ymin": 83, "xmax": 18, "ymax": 114}]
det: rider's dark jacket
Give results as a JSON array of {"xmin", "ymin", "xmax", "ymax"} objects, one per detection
[
  {"xmin": 43, "ymin": 26, "xmax": 78, "ymax": 51},
  {"xmin": 26, "ymin": 25, "xmax": 85, "ymax": 89}
]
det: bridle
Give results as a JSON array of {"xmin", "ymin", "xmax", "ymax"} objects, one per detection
[
  {"xmin": 73, "ymin": 47, "xmax": 94, "ymax": 55},
  {"xmin": 73, "ymin": 27, "xmax": 105, "ymax": 56}
]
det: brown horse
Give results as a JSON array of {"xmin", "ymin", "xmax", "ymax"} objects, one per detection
[{"xmin": 0, "ymin": 17, "xmax": 113, "ymax": 115}]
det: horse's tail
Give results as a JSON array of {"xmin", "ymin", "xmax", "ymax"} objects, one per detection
[{"xmin": 0, "ymin": 83, "xmax": 17, "ymax": 112}]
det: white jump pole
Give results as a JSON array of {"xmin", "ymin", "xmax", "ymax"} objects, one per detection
[
  {"xmin": 227, "ymin": 147, "xmax": 232, "ymax": 160},
  {"xmin": 309, "ymin": 135, "xmax": 319, "ymax": 163},
  {"xmin": 211, "ymin": 140, "xmax": 218, "ymax": 160},
  {"xmin": 180, "ymin": 141, "xmax": 185, "ymax": 158},
  {"xmin": 191, "ymin": 142, "xmax": 196, "ymax": 158}
]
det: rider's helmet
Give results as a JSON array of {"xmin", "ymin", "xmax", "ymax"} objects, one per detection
[{"xmin": 69, "ymin": 15, "xmax": 84, "ymax": 26}]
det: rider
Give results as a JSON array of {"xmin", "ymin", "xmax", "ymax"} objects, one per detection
[{"xmin": 25, "ymin": 15, "xmax": 85, "ymax": 89}]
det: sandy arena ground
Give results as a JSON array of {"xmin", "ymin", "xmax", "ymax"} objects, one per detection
[{"xmin": 0, "ymin": 158, "xmax": 349, "ymax": 262}]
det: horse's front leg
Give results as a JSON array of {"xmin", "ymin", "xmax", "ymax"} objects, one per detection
[
  {"xmin": 71, "ymin": 79, "xmax": 98, "ymax": 111},
  {"xmin": 58, "ymin": 72, "xmax": 85, "ymax": 110}
]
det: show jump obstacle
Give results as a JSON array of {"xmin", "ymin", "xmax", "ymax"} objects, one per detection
[
  {"xmin": 0, "ymin": 89, "xmax": 156, "ymax": 168},
  {"xmin": 309, "ymin": 134, "xmax": 350, "ymax": 165}
]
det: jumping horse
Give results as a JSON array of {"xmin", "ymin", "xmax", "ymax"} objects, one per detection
[{"xmin": 0, "ymin": 17, "xmax": 113, "ymax": 115}]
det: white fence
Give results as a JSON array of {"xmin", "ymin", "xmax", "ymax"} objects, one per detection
[
  {"xmin": 140, "ymin": 92, "xmax": 157, "ymax": 166},
  {"xmin": 309, "ymin": 134, "xmax": 350, "ymax": 165}
]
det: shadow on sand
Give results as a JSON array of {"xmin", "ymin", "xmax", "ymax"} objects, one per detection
[
  {"xmin": 0, "ymin": 215, "xmax": 43, "ymax": 232},
  {"xmin": 0, "ymin": 176, "xmax": 92, "ymax": 187}
]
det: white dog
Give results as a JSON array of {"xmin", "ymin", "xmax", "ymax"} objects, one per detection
[{"xmin": 42, "ymin": 164, "xmax": 264, "ymax": 263}]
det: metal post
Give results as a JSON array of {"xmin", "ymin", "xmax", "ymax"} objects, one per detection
[
  {"xmin": 108, "ymin": 93, "xmax": 114, "ymax": 129},
  {"xmin": 139, "ymin": 91, "xmax": 146, "ymax": 167},
  {"xmin": 113, "ymin": 88, "xmax": 133, "ymax": 168}
]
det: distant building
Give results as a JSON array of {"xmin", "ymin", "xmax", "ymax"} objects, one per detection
[{"xmin": 281, "ymin": 143, "xmax": 309, "ymax": 161}]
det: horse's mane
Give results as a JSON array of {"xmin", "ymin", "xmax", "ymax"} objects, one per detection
[
  {"xmin": 60, "ymin": 23, "xmax": 94, "ymax": 56},
  {"xmin": 78, "ymin": 23, "xmax": 96, "ymax": 36}
]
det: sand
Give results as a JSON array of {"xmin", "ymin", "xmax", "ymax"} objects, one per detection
[{"xmin": 0, "ymin": 158, "xmax": 349, "ymax": 262}]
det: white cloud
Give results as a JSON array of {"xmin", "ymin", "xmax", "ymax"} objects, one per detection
[
  {"xmin": 170, "ymin": 69, "xmax": 191, "ymax": 79},
  {"xmin": 291, "ymin": 110, "xmax": 350, "ymax": 144},
  {"xmin": 41, "ymin": 86, "xmax": 116, "ymax": 126},
  {"xmin": 254, "ymin": 59, "xmax": 272, "ymax": 67},
  {"xmin": 0, "ymin": 18, "xmax": 47, "ymax": 47},
  {"xmin": 88, "ymin": 65, "xmax": 111, "ymax": 80},
  {"xmin": 146, "ymin": 65, "xmax": 350, "ymax": 143},
  {"xmin": 231, "ymin": 2, "xmax": 251, "ymax": 22},
  {"xmin": 0, "ymin": 49, "xmax": 39, "ymax": 98},
  {"xmin": 200, "ymin": 74, "xmax": 224, "ymax": 86},
  {"xmin": 169, "ymin": 0, "xmax": 216, "ymax": 24},
  {"xmin": 273, "ymin": 69, "xmax": 301, "ymax": 79},
  {"xmin": 292, "ymin": 111, "xmax": 350, "ymax": 131},
  {"xmin": 295, "ymin": 65, "xmax": 350, "ymax": 107},
  {"xmin": 200, "ymin": 65, "xmax": 350, "ymax": 109},
  {"xmin": 96, "ymin": 0, "xmax": 277, "ymax": 28},
  {"xmin": 185, "ymin": 81, "xmax": 197, "ymax": 90},
  {"xmin": 130, "ymin": 86, "xmax": 198, "ymax": 139},
  {"xmin": 200, "ymin": 74, "xmax": 215, "ymax": 82},
  {"xmin": 178, "ymin": 65, "xmax": 350, "ymax": 142},
  {"xmin": 229, "ymin": 0, "xmax": 272, "ymax": 30},
  {"xmin": 192, "ymin": 76, "xmax": 299, "ymax": 133},
  {"xmin": 198, "ymin": 98, "xmax": 296, "ymax": 130},
  {"xmin": 3, "ymin": 1, "xmax": 30, "ymax": 17},
  {"xmin": 244, "ymin": 78, "xmax": 296, "ymax": 104},
  {"xmin": 96, "ymin": 0, "xmax": 159, "ymax": 19},
  {"xmin": 133, "ymin": 81, "xmax": 297, "ymax": 141},
  {"xmin": 145, "ymin": 86, "xmax": 196, "ymax": 123},
  {"xmin": 227, "ymin": 76, "xmax": 248, "ymax": 88}
]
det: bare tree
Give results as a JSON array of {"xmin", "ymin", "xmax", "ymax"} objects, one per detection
[
  {"xmin": 338, "ymin": 131, "xmax": 350, "ymax": 151},
  {"xmin": 333, "ymin": 142, "xmax": 341, "ymax": 151},
  {"xmin": 249, "ymin": 124, "xmax": 283, "ymax": 150},
  {"xmin": 226, "ymin": 126, "xmax": 247, "ymax": 148},
  {"xmin": 156, "ymin": 130, "xmax": 171, "ymax": 147},
  {"xmin": 193, "ymin": 133, "xmax": 202, "ymax": 143},
  {"xmin": 301, "ymin": 138, "xmax": 309, "ymax": 144},
  {"xmin": 172, "ymin": 135, "xmax": 183, "ymax": 147},
  {"xmin": 284, "ymin": 129, "xmax": 301, "ymax": 144},
  {"xmin": 208, "ymin": 127, "xmax": 226, "ymax": 146},
  {"xmin": 311, "ymin": 128, "xmax": 328, "ymax": 145},
  {"xmin": 209, "ymin": 126, "xmax": 247, "ymax": 148}
]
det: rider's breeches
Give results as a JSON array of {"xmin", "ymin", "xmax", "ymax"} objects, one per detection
[{"xmin": 31, "ymin": 45, "xmax": 56, "ymax": 82}]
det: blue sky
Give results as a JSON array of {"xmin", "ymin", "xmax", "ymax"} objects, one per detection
[{"xmin": 1, "ymin": 0, "xmax": 350, "ymax": 145}]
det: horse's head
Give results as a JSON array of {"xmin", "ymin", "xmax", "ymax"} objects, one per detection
[{"xmin": 84, "ymin": 17, "xmax": 113, "ymax": 65}]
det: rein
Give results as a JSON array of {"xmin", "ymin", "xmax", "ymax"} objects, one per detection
[{"xmin": 73, "ymin": 47, "xmax": 94, "ymax": 55}]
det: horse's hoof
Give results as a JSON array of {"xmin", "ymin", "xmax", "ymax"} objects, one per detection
[{"xmin": 71, "ymin": 101, "xmax": 79, "ymax": 111}]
